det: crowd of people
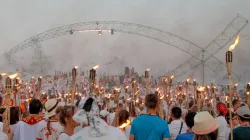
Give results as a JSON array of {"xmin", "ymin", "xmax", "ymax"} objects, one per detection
[{"xmin": 0, "ymin": 93, "xmax": 249, "ymax": 140}]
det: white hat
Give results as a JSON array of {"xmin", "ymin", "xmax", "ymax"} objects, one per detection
[
  {"xmin": 44, "ymin": 99, "xmax": 64, "ymax": 118},
  {"xmin": 237, "ymin": 106, "xmax": 250, "ymax": 119},
  {"xmin": 192, "ymin": 111, "xmax": 218, "ymax": 135}
]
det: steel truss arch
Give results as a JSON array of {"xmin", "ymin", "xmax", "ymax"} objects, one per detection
[{"xmin": 4, "ymin": 20, "xmax": 246, "ymax": 83}]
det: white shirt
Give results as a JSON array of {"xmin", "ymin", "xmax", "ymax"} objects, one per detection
[
  {"xmin": 58, "ymin": 133, "xmax": 71, "ymax": 140},
  {"xmin": 169, "ymin": 119, "xmax": 188, "ymax": 140},
  {"xmin": 70, "ymin": 126, "xmax": 127, "ymax": 140},
  {"xmin": 36, "ymin": 120, "xmax": 64, "ymax": 140},
  {"xmin": 0, "ymin": 132, "xmax": 8, "ymax": 140},
  {"xmin": 107, "ymin": 112, "xmax": 115, "ymax": 125},
  {"xmin": 124, "ymin": 125, "xmax": 131, "ymax": 139},
  {"xmin": 216, "ymin": 116, "xmax": 228, "ymax": 140}
]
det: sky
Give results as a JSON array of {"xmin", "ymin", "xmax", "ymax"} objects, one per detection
[{"xmin": 0, "ymin": 0, "xmax": 250, "ymax": 85}]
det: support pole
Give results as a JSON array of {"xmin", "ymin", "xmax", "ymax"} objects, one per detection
[{"xmin": 202, "ymin": 50, "xmax": 205, "ymax": 85}]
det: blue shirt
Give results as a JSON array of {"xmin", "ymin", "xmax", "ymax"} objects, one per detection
[
  {"xmin": 176, "ymin": 132, "xmax": 194, "ymax": 140},
  {"xmin": 130, "ymin": 114, "xmax": 170, "ymax": 140}
]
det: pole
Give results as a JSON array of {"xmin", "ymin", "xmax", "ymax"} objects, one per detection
[{"xmin": 202, "ymin": 50, "xmax": 205, "ymax": 85}]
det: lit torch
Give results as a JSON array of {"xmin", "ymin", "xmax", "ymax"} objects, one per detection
[
  {"xmin": 145, "ymin": 69, "xmax": 150, "ymax": 95},
  {"xmin": 226, "ymin": 35, "xmax": 239, "ymax": 140},
  {"xmin": 71, "ymin": 66, "xmax": 77, "ymax": 105},
  {"xmin": 89, "ymin": 65, "xmax": 99, "ymax": 93}
]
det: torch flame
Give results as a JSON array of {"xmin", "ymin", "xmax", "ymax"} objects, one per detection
[
  {"xmin": 1, "ymin": 73, "xmax": 7, "ymax": 76},
  {"xmin": 156, "ymin": 87, "xmax": 159, "ymax": 91},
  {"xmin": 93, "ymin": 65, "xmax": 99, "ymax": 69},
  {"xmin": 229, "ymin": 35, "xmax": 240, "ymax": 51},
  {"xmin": 146, "ymin": 69, "xmax": 150, "ymax": 71},
  {"xmin": 198, "ymin": 86, "xmax": 205, "ymax": 91},
  {"xmin": 125, "ymin": 86, "xmax": 129, "ymax": 89},
  {"xmin": 160, "ymin": 95, "xmax": 164, "ymax": 99},
  {"xmin": 194, "ymin": 79, "xmax": 196, "ymax": 81},
  {"xmin": 171, "ymin": 75, "xmax": 174, "ymax": 79},
  {"xmin": 119, "ymin": 120, "xmax": 131, "ymax": 129},
  {"xmin": 74, "ymin": 66, "xmax": 79, "ymax": 69},
  {"xmin": 9, "ymin": 73, "xmax": 19, "ymax": 79},
  {"xmin": 186, "ymin": 78, "xmax": 190, "ymax": 82},
  {"xmin": 235, "ymin": 83, "xmax": 238, "ymax": 87}
]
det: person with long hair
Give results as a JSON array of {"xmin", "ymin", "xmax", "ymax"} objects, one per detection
[
  {"xmin": 58, "ymin": 106, "xmax": 78, "ymax": 140},
  {"xmin": 118, "ymin": 110, "xmax": 131, "ymax": 139},
  {"xmin": 9, "ymin": 107, "xmax": 20, "ymax": 132},
  {"xmin": 193, "ymin": 111, "xmax": 218, "ymax": 140},
  {"xmin": 36, "ymin": 99, "xmax": 64, "ymax": 140}
]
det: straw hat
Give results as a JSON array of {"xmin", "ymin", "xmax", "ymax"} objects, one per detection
[
  {"xmin": 44, "ymin": 99, "xmax": 64, "ymax": 118},
  {"xmin": 192, "ymin": 111, "xmax": 218, "ymax": 135}
]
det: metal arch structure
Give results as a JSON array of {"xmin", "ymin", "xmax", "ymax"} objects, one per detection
[
  {"xmin": 4, "ymin": 17, "xmax": 247, "ymax": 83},
  {"xmin": 170, "ymin": 14, "xmax": 248, "ymax": 84}
]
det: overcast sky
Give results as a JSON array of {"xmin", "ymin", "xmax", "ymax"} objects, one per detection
[{"xmin": 0, "ymin": 0, "xmax": 250, "ymax": 84}]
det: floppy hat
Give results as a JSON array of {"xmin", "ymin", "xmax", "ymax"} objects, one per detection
[
  {"xmin": 237, "ymin": 106, "xmax": 250, "ymax": 119},
  {"xmin": 44, "ymin": 99, "xmax": 64, "ymax": 118},
  {"xmin": 192, "ymin": 111, "xmax": 218, "ymax": 135}
]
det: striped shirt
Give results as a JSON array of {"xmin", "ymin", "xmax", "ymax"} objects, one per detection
[{"xmin": 169, "ymin": 120, "xmax": 188, "ymax": 140}]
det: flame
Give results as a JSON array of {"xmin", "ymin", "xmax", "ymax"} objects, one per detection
[
  {"xmin": 160, "ymin": 95, "xmax": 164, "ymax": 99},
  {"xmin": 186, "ymin": 78, "xmax": 190, "ymax": 82},
  {"xmin": 171, "ymin": 75, "xmax": 174, "ymax": 79},
  {"xmin": 170, "ymin": 89, "xmax": 173, "ymax": 92},
  {"xmin": 125, "ymin": 86, "xmax": 129, "ymax": 89},
  {"xmin": 136, "ymin": 98, "xmax": 139, "ymax": 102},
  {"xmin": 207, "ymin": 86, "xmax": 210, "ymax": 89},
  {"xmin": 194, "ymin": 79, "xmax": 196, "ymax": 82},
  {"xmin": 127, "ymin": 97, "xmax": 132, "ymax": 101},
  {"xmin": 235, "ymin": 83, "xmax": 238, "ymax": 87},
  {"xmin": 119, "ymin": 120, "xmax": 131, "ymax": 129},
  {"xmin": 229, "ymin": 35, "xmax": 240, "ymax": 51},
  {"xmin": 9, "ymin": 73, "xmax": 19, "ymax": 79},
  {"xmin": 156, "ymin": 87, "xmax": 159, "ymax": 91},
  {"xmin": 1, "ymin": 73, "xmax": 7, "ymax": 76},
  {"xmin": 146, "ymin": 69, "xmax": 150, "ymax": 71},
  {"xmin": 247, "ymin": 92, "xmax": 249, "ymax": 95},
  {"xmin": 198, "ymin": 86, "xmax": 205, "ymax": 91},
  {"xmin": 74, "ymin": 66, "xmax": 79, "ymax": 69},
  {"xmin": 93, "ymin": 65, "xmax": 99, "ymax": 69}
]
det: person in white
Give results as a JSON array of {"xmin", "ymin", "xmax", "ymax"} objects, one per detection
[
  {"xmin": 215, "ymin": 103, "xmax": 229, "ymax": 140},
  {"xmin": 169, "ymin": 107, "xmax": 188, "ymax": 140},
  {"xmin": 70, "ymin": 96, "xmax": 127, "ymax": 140},
  {"xmin": 36, "ymin": 99, "xmax": 64, "ymax": 140},
  {"xmin": 58, "ymin": 106, "xmax": 79, "ymax": 140},
  {"xmin": 13, "ymin": 99, "xmax": 44, "ymax": 140}
]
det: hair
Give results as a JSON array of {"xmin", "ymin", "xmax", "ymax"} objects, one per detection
[
  {"xmin": 29, "ymin": 99, "xmax": 43, "ymax": 114},
  {"xmin": 82, "ymin": 98, "xmax": 94, "ymax": 112},
  {"xmin": 129, "ymin": 102, "xmax": 137, "ymax": 117},
  {"xmin": 145, "ymin": 94, "xmax": 158, "ymax": 109},
  {"xmin": 232, "ymin": 99, "xmax": 240, "ymax": 107},
  {"xmin": 194, "ymin": 129, "xmax": 218, "ymax": 140},
  {"xmin": 10, "ymin": 107, "xmax": 19, "ymax": 125},
  {"xmin": 239, "ymin": 115, "xmax": 250, "ymax": 122},
  {"xmin": 118, "ymin": 110, "xmax": 129, "ymax": 126},
  {"xmin": 171, "ymin": 107, "xmax": 182, "ymax": 119},
  {"xmin": 0, "ymin": 108, "xmax": 6, "ymax": 122},
  {"xmin": 59, "ymin": 106, "xmax": 73, "ymax": 126},
  {"xmin": 185, "ymin": 112, "xmax": 197, "ymax": 128}
]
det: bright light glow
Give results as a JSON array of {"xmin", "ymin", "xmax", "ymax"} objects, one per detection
[
  {"xmin": 125, "ymin": 86, "xmax": 129, "ymax": 89},
  {"xmin": 198, "ymin": 86, "xmax": 205, "ymax": 92},
  {"xmin": 1, "ymin": 73, "xmax": 7, "ymax": 76},
  {"xmin": 74, "ymin": 66, "xmax": 79, "ymax": 69},
  {"xmin": 235, "ymin": 83, "xmax": 238, "ymax": 87},
  {"xmin": 146, "ymin": 69, "xmax": 150, "ymax": 71},
  {"xmin": 229, "ymin": 35, "xmax": 240, "ymax": 51},
  {"xmin": 186, "ymin": 78, "xmax": 190, "ymax": 82},
  {"xmin": 171, "ymin": 75, "xmax": 174, "ymax": 79},
  {"xmin": 9, "ymin": 73, "xmax": 19, "ymax": 79},
  {"xmin": 119, "ymin": 120, "xmax": 131, "ymax": 129},
  {"xmin": 160, "ymin": 95, "xmax": 164, "ymax": 99},
  {"xmin": 93, "ymin": 65, "xmax": 99, "ymax": 69}
]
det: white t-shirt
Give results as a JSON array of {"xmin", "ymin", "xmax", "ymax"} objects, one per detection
[
  {"xmin": 36, "ymin": 120, "xmax": 64, "ymax": 140},
  {"xmin": 124, "ymin": 125, "xmax": 131, "ymax": 139},
  {"xmin": 58, "ymin": 133, "xmax": 71, "ymax": 140},
  {"xmin": 169, "ymin": 119, "xmax": 188, "ymax": 140},
  {"xmin": 107, "ymin": 112, "xmax": 115, "ymax": 125},
  {"xmin": 216, "ymin": 116, "xmax": 228, "ymax": 140},
  {"xmin": 0, "ymin": 132, "xmax": 8, "ymax": 140},
  {"xmin": 70, "ymin": 126, "xmax": 127, "ymax": 140}
]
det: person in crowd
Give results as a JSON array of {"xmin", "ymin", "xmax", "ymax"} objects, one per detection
[
  {"xmin": 118, "ymin": 109, "xmax": 131, "ymax": 139},
  {"xmin": 9, "ymin": 107, "xmax": 19, "ymax": 132},
  {"xmin": 0, "ymin": 114, "xmax": 14, "ymax": 140},
  {"xmin": 215, "ymin": 102, "xmax": 228, "ymax": 140},
  {"xmin": 129, "ymin": 94, "xmax": 170, "ymax": 140},
  {"xmin": 232, "ymin": 99, "xmax": 240, "ymax": 112},
  {"xmin": 58, "ymin": 106, "xmax": 78, "ymax": 140},
  {"xmin": 129, "ymin": 102, "xmax": 137, "ymax": 122},
  {"xmin": 0, "ymin": 108, "xmax": 6, "ymax": 122},
  {"xmin": 13, "ymin": 99, "xmax": 43, "ymax": 140},
  {"xmin": 176, "ymin": 112, "xmax": 197, "ymax": 140},
  {"xmin": 36, "ymin": 99, "xmax": 64, "ymax": 140},
  {"xmin": 193, "ymin": 111, "xmax": 219, "ymax": 140},
  {"xmin": 229, "ymin": 106, "xmax": 250, "ymax": 140},
  {"xmin": 169, "ymin": 106, "xmax": 188, "ymax": 140},
  {"xmin": 22, "ymin": 111, "xmax": 29, "ymax": 119},
  {"xmin": 225, "ymin": 111, "xmax": 239, "ymax": 140},
  {"xmin": 70, "ymin": 97, "xmax": 127, "ymax": 140}
]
